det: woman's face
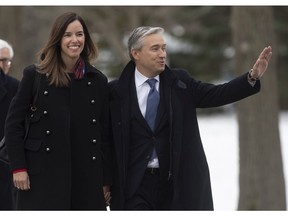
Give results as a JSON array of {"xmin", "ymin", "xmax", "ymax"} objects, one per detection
[{"xmin": 61, "ymin": 20, "xmax": 85, "ymax": 65}]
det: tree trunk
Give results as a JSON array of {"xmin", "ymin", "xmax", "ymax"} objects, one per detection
[
  {"xmin": 0, "ymin": 6, "xmax": 24, "ymax": 80},
  {"xmin": 231, "ymin": 6, "xmax": 286, "ymax": 210}
]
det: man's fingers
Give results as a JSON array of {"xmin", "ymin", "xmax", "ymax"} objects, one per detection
[
  {"xmin": 266, "ymin": 51, "xmax": 272, "ymax": 62},
  {"xmin": 260, "ymin": 46, "xmax": 272, "ymax": 59}
]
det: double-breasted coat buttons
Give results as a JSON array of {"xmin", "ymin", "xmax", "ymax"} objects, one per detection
[
  {"xmin": 42, "ymin": 90, "xmax": 51, "ymax": 153},
  {"xmin": 88, "ymin": 81, "xmax": 97, "ymax": 164},
  {"xmin": 41, "ymin": 80, "xmax": 100, "ymax": 163}
]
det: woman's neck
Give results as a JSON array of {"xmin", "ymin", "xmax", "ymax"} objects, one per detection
[{"xmin": 63, "ymin": 57, "xmax": 79, "ymax": 72}]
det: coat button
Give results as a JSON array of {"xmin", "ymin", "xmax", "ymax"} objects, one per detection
[
  {"xmin": 46, "ymin": 130, "xmax": 51, "ymax": 135},
  {"xmin": 92, "ymin": 156, "xmax": 96, "ymax": 160},
  {"xmin": 46, "ymin": 147, "xmax": 50, "ymax": 152},
  {"xmin": 92, "ymin": 119, "xmax": 97, "ymax": 124},
  {"xmin": 92, "ymin": 139, "xmax": 97, "ymax": 144},
  {"xmin": 87, "ymin": 81, "xmax": 92, "ymax": 86},
  {"xmin": 43, "ymin": 110, "xmax": 48, "ymax": 115},
  {"xmin": 44, "ymin": 91, "xmax": 49, "ymax": 95},
  {"xmin": 90, "ymin": 99, "xmax": 95, "ymax": 104}
]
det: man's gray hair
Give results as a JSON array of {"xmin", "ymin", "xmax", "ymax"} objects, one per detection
[
  {"xmin": 128, "ymin": 26, "xmax": 164, "ymax": 60},
  {"xmin": 0, "ymin": 39, "xmax": 14, "ymax": 58}
]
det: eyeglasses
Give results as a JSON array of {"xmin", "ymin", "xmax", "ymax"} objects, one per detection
[{"xmin": 0, "ymin": 58, "xmax": 12, "ymax": 66}]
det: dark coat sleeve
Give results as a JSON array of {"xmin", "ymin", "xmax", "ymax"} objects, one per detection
[
  {"xmin": 5, "ymin": 65, "xmax": 36, "ymax": 171},
  {"xmin": 173, "ymin": 69, "xmax": 260, "ymax": 108}
]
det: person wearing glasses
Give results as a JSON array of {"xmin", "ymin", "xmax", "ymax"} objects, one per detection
[
  {"xmin": 0, "ymin": 39, "xmax": 19, "ymax": 210},
  {"xmin": 0, "ymin": 40, "xmax": 13, "ymax": 75}
]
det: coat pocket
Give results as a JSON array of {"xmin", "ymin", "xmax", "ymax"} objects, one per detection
[
  {"xmin": 24, "ymin": 139, "xmax": 42, "ymax": 151},
  {"xmin": 24, "ymin": 139, "xmax": 43, "ymax": 175}
]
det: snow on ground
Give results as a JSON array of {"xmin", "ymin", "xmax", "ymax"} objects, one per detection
[{"xmin": 198, "ymin": 111, "xmax": 288, "ymax": 210}]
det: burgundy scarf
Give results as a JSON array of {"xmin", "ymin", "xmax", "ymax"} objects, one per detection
[{"xmin": 72, "ymin": 58, "xmax": 85, "ymax": 79}]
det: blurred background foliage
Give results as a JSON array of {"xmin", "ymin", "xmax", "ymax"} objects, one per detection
[{"xmin": 0, "ymin": 6, "xmax": 287, "ymax": 110}]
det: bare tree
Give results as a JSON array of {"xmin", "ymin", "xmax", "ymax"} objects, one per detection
[
  {"xmin": 0, "ymin": 6, "xmax": 216, "ymax": 78},
  {"xmin": 83, "ymin": 6, "xmax": 214, "ymax": 77},
  {"xmin": 231, "ymin": 6, "xmax": 286, "ymax": 210},
  {"xmin": 0, "ymin": 6, "xmax": 24, "ymax": 79},
  {"xmin": 84, "ymin": 7, "xmax": 183, "ymax": 67},
  {"xmin": 0, "ymin": 6, "xmax": 63, "ymax": 78}
]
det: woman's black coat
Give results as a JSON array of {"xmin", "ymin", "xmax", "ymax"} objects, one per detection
[
  {"xmin": 109, "ymin": 61, "xmax": 260, "ymax": 210},
  {"xmin": 5, "ymin": 64, "xmax": 112, "ymax": 210}
]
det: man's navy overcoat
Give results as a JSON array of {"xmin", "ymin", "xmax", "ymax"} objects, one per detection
[{"xmin": 109, "ymin": 61, "xmax": 260, "ymax": 210}]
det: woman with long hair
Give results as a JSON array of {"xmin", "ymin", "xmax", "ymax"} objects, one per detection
[{"xmin": 5, "ymin": 12, "xmax": 112, "ymax": 210}]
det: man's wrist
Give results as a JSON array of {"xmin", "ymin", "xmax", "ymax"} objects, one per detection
[
  {"xmin": 247, "ymin": 69, "xmax": 259, "ymax": 87},
  {"xmin": 248, "ymin": 69, "xmax": 259, "ymax": 81}
]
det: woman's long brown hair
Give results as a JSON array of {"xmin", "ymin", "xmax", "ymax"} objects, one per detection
[{"xmin": 36, "ymin": 12, "xmax": 98, "ymax": 87}]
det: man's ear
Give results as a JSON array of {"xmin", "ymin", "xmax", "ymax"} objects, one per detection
[{"xmin": 131, "ymin": 48, "xmax": 139, "ymax": 60}]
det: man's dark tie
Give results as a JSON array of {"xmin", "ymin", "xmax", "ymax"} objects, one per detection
[{"xmin": 145, "ymin": 78, "xmax": 159, "ymax": 161}]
